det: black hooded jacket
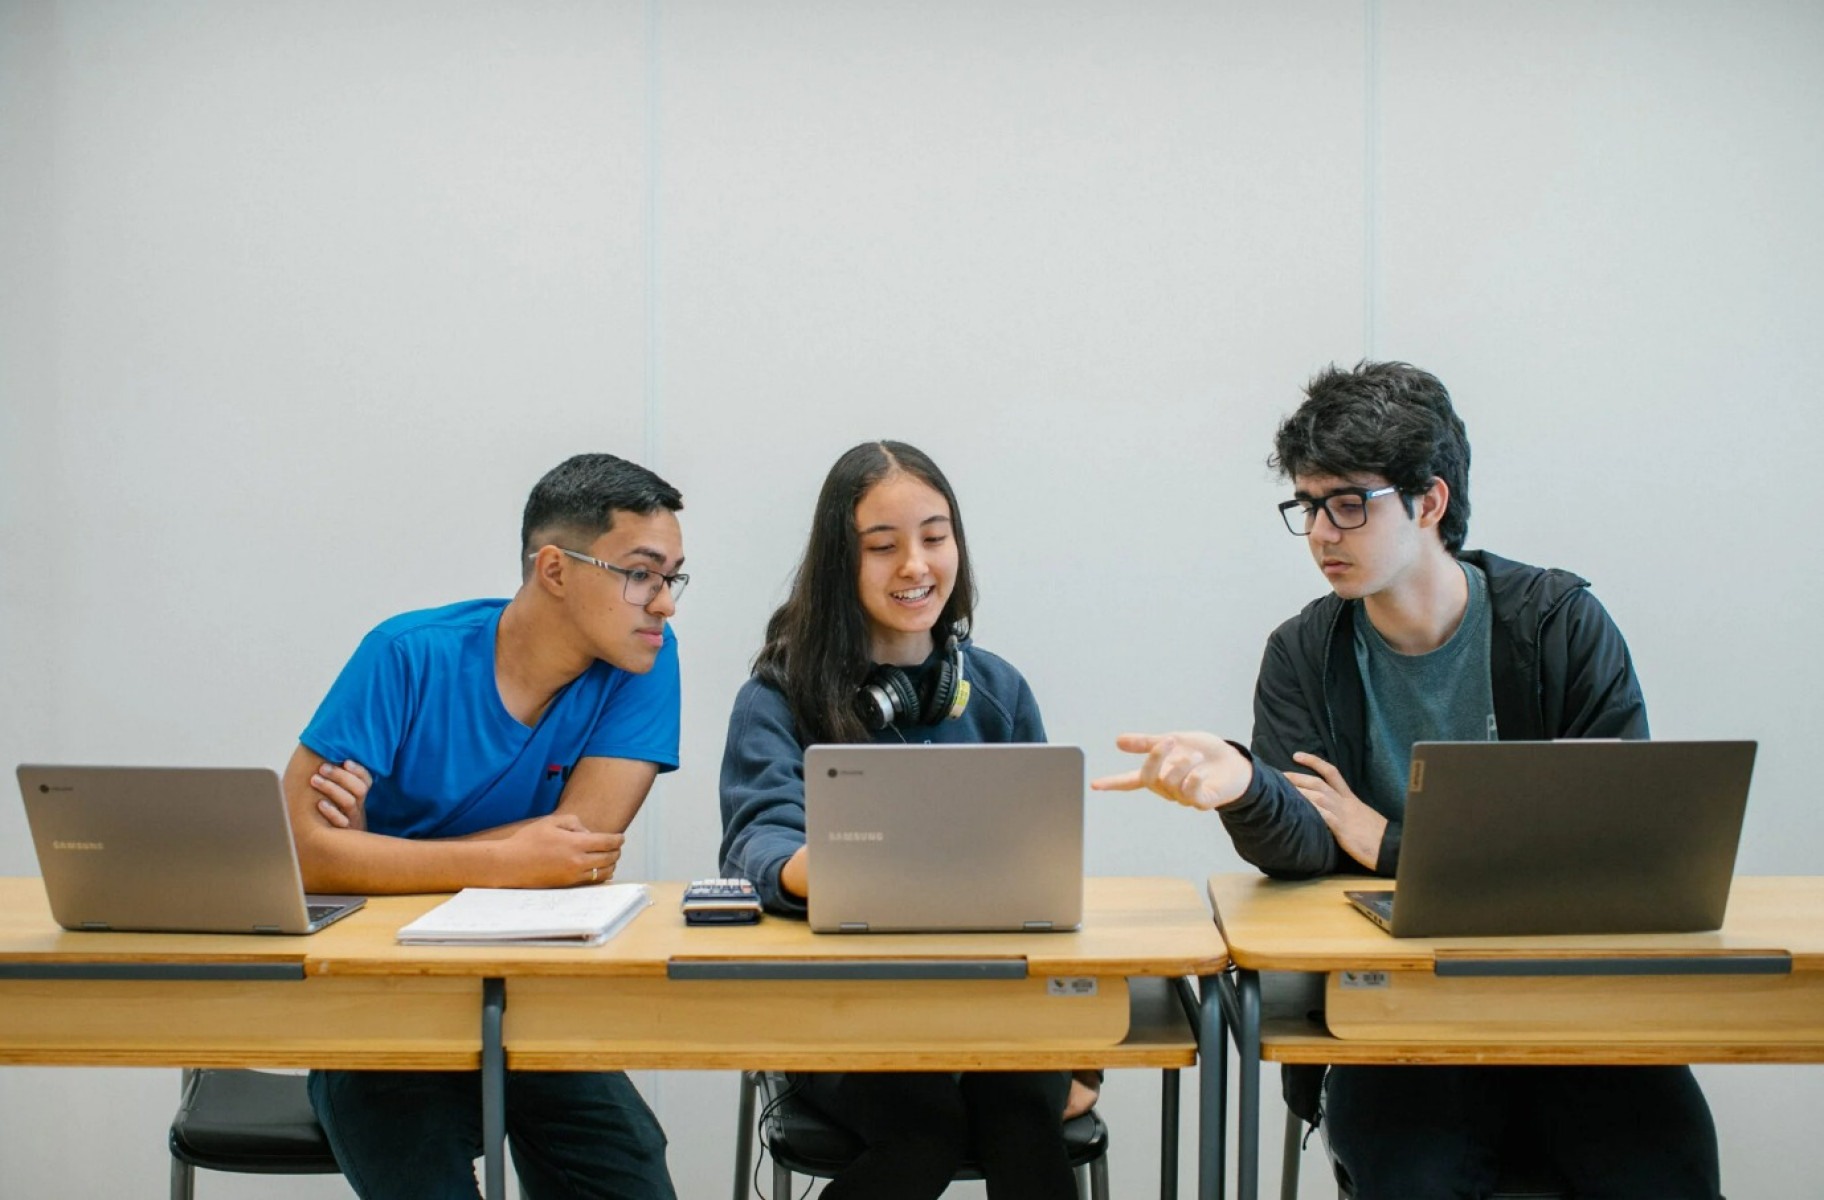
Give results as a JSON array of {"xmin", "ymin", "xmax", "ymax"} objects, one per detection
[{"xmin": 1218, "ymin": 549, "xmax": 1650, "ymax": 879}]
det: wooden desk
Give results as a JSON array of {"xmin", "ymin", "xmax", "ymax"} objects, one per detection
[
  {"xmin": 0, "ymin": 876, "xmax": 1228, "ymax": 1200},
  {"xmin": 1207, "ymin": 873, "xmax": 1824, "ymax": 1200},
  {"xmin": 0, "ymin": 879, "xmax": 481, "ymax": 1069}
]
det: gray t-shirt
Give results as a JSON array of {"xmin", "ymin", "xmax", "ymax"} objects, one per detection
[{"xmin": 1352, "ymin": 561, "xmax": 1497, "ymax": 817}]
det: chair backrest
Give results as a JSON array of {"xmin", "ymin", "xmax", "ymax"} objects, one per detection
[{"xmin": 169, "ymin": 1069, "xmax": 341, "ymax": 1200}]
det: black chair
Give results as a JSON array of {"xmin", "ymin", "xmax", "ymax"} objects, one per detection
[
  {"xmin": 1279, "ymin": 1106, "xmax": 1566, "ymax": 1200},
  {"xmin": 735, "ymin": 1070, "xmax": 1111, "ymax": 1200},
  {"xmin": 168, "ymin": 1068, "xmax": 343, "ymax": 1200}
]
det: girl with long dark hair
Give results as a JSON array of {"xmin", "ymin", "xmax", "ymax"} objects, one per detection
[{"xmin": 718, "ymin": 440, "xmax": 1092, "ymax": 1199}]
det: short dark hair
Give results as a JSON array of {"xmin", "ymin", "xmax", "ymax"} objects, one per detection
[
  {"xmin": 1270, "ymin": 360, "xmax": 1472, "ymax": 554},
  {"xmin": 519, "ymin": 453, "xmax": 683, "ymax": 575},
  {"xmin": 754, "ymin": 441, "xmax": 976, "ymax": 745}
]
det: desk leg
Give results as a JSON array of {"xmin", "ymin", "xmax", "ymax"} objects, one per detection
[
  {"xmin": 1236, "ymin": 970, "xmax": 1260, "ymax": 1200},
  {"xmin": 1162, "ymin": 1067, "xmax": 1180, "ymax": 1200},
  {"xmin": 733, "ymin": 1071, "xmax": 757, "ymax": 1200},
  {"xmin": 1197, "ymin": 974, "xmax": 1228, "ymax": 1200},
  {"xmin": 482, "ymin": 978, "xmax": 506, "ymax": 1200},
  {"xmin": 1279, "ymin": 1101, "xmax": 1303, "ymax": 1200}
]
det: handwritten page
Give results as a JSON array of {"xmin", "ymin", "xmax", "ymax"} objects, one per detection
[{"xmin": 397, "ymin": 883, "xmax": 651, "ymax": 947}]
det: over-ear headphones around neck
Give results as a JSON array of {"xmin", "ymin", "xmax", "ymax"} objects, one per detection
[{"xmin": 855, "ymin": 632, "xmax": 971, "ymax": 731}]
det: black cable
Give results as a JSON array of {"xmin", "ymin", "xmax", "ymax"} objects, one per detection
[{"xmin": 748, "ymin": 1071, "xmax": 815, "ymax": 1200}]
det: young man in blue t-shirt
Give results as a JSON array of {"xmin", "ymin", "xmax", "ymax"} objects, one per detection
[
  {"xmin": 286, "ymin": 452, "xmax": 688, "ymax": 1200},
  {"xmin": 1096, "ymin": 363, "xmax": 1721, "ymax": 1199}
]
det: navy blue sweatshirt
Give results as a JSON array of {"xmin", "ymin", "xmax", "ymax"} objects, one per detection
[{"xmin": 718, "ymin": 641, "xmax": 1045, "ymax": 915}]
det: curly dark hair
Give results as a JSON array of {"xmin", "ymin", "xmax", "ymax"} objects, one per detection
[{"xmin": 1270, "ymin": 360, "xmax": 1471, "ymax": 554}]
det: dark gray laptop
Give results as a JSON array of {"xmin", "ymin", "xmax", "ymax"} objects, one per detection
[
  {"xmin": 805, "ymin": 744, "xmax": 1084, "ymax": 933},
  {"xmin": 17, "ymin": 765, "xmax": 365, "ymax": 935},
  {"xmin": 1345, "ymin": 740, "xmax": 1755, "ymax": 938}
]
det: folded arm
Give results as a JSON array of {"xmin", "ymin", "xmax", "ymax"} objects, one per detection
[
  {"xmin": 1224, "ymin": 629, "xmax": 1368, "ymax": 878},
  {"xmin": 284, "ymin": 745, "xmax": 640, "ymax": 894}
]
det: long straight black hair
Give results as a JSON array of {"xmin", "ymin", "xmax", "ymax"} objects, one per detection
[{"xmin": 754, "ymin": 440, "xmax": 976, "ymax": 745}]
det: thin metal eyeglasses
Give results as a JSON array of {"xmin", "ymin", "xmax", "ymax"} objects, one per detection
[
  {"xmin": 533, "ymin": 548, "xmax": 690, "ymax": 605},
  {"xmin": 1277, "ymin": 485, "xmax": 1401, "ymax": 536}
]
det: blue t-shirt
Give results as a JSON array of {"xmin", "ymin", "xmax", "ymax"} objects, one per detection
[{"xmin": 301, "ymin": 599, "xmax": 680, "ymax": 839}]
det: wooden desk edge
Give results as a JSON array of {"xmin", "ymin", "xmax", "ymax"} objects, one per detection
[
  {"xmin": 0, "ymin": 876, "xmax": 1227, "ymax": 979},
  {"xmin": 1258, "ymin": 1015, "xmax": 1824, "ymax": 1067},
  {"xmin": 0, "ymin": 1047, "xmax": 481, "ymax": 1069},
  {"xmin": 1209, "ymin": 873, "xmax": 1822, "ymax": 971},
  {"xmin": 509, "ymin": 975, "xmax": 1201, "ymax": 1072}
]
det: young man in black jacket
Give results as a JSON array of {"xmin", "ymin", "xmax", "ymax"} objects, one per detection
[{"xmin": 1096, "ymin": 361, "xmax": 1721, "ymax": 1199}]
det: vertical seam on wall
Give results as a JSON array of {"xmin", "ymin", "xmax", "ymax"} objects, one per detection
[
  {"xmin": 644, "ymin": 0, "xmax": 664, "ymax": 473},
  {"xmin": 641, "ymin": 0, "xmax": 665, "ymax": 890},
  {"xmin": 638, "ymin": 0, "xmax": 666, "ymax": 1110},
  {"xmin": 1364, "ymin": 0, "xmax": 1381, "ymax": 358}
]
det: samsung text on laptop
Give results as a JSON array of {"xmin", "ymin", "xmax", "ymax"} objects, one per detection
[
  {"xmin": 18, "ymin": 764, "xmax": 365, "ymax": 935},
  {"xmin": 805, "ymin": 743, "xmax": 1084, "ymax": 934},
  {"xmin": 1345, "ymin": 740, "xmax": 1754, "ymax": 938}
]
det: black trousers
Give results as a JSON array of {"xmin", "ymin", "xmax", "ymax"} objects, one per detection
[
  {"xmin": 788, "ymin": 1070, "xmax": 1076, "ymax": 1200},
  {"xmin": 1324, "ymin": 1064, "xmax": 1722, "ymax": 1200}
]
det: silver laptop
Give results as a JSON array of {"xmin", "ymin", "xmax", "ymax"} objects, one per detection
[
  {"xmin": 805, "ymin": 744, "xmax": 1084, "ymax": 933},
  {"xmin": 1346, "ymin": 740, "xmax": 1755, "ymax": 938},
  {"xmin": 17, "ymin": 765, "xmax": 365, "ymax": 935}
]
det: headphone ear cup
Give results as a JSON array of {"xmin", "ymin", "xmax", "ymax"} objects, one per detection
[
  {"xmin": 919, "ymin": 655, "xmax": 958, "ymax": 725},
  {"xmin": 917, "ymin": 636, "xmax": 970, "ymax": 723},
  {"xmin": 857, "ymin": 665, "xmax": 920, "ymax": 730},
  {"xmin": 879, "ymin": 667, "xmax": 920, "ymax": 726}
]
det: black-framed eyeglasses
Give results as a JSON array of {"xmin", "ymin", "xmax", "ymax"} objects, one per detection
[
  {"xmin": 1277, "ymin": 485, "xmax": 1401, "ymax": 536},
  {"xmin": 534, "ymin": 548, "xmax": 690, "ymax": 605}
]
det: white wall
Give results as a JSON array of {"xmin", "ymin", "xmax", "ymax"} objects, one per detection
[{"xmin": 2, "ymin": 2, "xmax": 1820, "ymax": 1197}]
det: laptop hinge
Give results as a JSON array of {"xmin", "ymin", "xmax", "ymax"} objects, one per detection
[
  {"xmin": 1022, "ymin": 920, "xmax": 1054, "ymax": 931},
  {"xmin": 79, "ymin": 921, "xmax": 111, "ymax": 931},
  {"xmin": 839, "ymin": 922, "xmax": 869, "ymax": 933},
  {"xmin": 253, "ymin": 925, "xmax": 283, "ymax": 934}
]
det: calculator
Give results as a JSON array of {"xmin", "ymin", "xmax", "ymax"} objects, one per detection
[{"xmin": 680, "ymin": 878, "xmax": 762, "ymax": 925}]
